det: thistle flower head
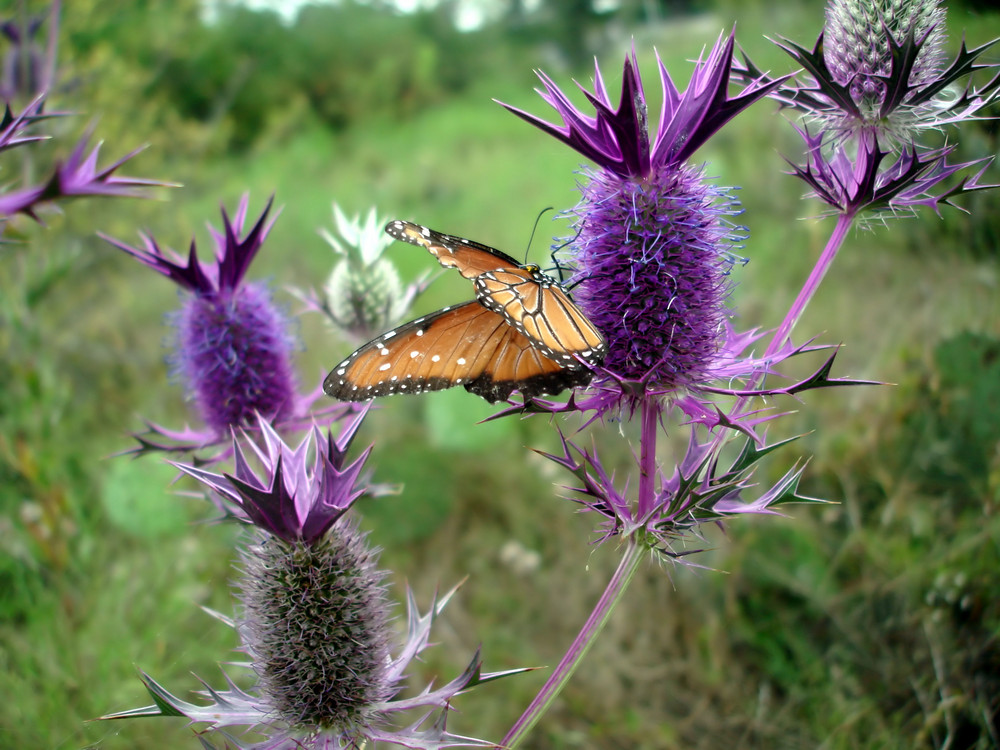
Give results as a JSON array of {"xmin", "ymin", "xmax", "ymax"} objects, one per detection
[
  {"xmin": 318, "ymin": 204, "xmax": 423, "ymax": 342},
  {"xmin": 104, "ymin": 421, "xmax": 523, "ymax": 747},
  {"xmin": 770, "ymin": 0, "xmax": 1000, "ymax": 147},
  {"xmin": 570, "ymin": 163, "xmax": 745, "ymax": 398},
  {"xmin": 501, "ymin": 38, "xmax": 780, "ymax": 410},
  {"xmin": 103, "ymin": 196, "xmax": 298, "ymax": 436}
]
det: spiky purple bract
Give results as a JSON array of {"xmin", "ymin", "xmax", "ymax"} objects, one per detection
[
  {"xmin": 571, "ymin": 163, "xmax": 742, "ymax": 392},
  {"xmin": 174, "ymin": 415, "xmax": 371, "ymax": 544}
]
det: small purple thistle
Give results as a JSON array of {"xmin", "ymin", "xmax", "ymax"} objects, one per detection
[{"xmin": 103, "ymin": 196, "xmax": 299, "ymax": 437}]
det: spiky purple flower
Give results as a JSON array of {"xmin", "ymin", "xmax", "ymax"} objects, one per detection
[
  {"xmin": 104, "ymin": 196, "xmax": 298, "ymax": 437},
  {"xmin": 499, "ymin": 36, "xmax": 783, "ymax": 406},
  {"xmin": 103, "ymin": 420, "xmax": 523, "ymax": 748}
]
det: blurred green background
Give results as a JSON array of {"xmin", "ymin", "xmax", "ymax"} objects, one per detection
[{"xmin": 2, "ymin": 0, "xmax": 1000, "ymax": 747}]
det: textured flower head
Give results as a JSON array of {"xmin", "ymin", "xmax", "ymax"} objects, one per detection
[
  {"xmin": 103, "ymin": 195, "xmax": 298, "ymax": 436},
  {"xmin": 767, "ymin": 0, "xmax": 1000, "ymax": 147},
  {"xmin": 501, "ymin": 37, "xmax": 781, "ymax": 409},
  {"xmin": 317, "ymin": 203, "xmax": 424, "ymax": 342}
]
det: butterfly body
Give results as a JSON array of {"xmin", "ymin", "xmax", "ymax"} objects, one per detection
[{"xmin": 324, "ymin": 221, "xmax": 605, "ymax": 403}]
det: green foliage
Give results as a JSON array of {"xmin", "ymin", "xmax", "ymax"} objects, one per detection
[
  {"xmin": 4, "ymin": 1, "xmax": 1000, "ymax": 748},
  {"xmin": 134, "ymin": 1, "xmax": 518, "ymax": 153},
  {"xmin": 887, "ymin": 332, "xmax": 1000, "ymax": 504}
]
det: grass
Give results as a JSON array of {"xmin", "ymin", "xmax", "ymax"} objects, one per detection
[{"xmin": 3, "ymin": 4, "xmax": 1000, "ymax": 748}]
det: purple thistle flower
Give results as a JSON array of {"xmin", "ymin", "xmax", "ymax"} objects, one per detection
[
  {"xmin": 499, "ymin": 36, "xmax": 784, "ymax": 407},
  {"xmin": 103, "ymin": 196, "xmax": 299, "ymax": 438},
  {"xmin": 568, "ymin": 161, "xmax": 744, "ymax": 397},
  {"xmin": 102, "ymin": 421, "xmax": 526, "ymax": 748}
]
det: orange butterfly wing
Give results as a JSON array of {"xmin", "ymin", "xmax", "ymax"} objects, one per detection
[
  {"xmin": 385, "ymin": 219, "xmax": 606, "ymax": 365},
  {"xmin": 474, "ymin": 268, "xmax": 606, "ymax": 366},
  {"xmin": 323, "ymin": 301, "xmax": 593, "ymax": 403},
  {"xmin": 385, "ymin": 220, "xmax": 523, "ymax": 280}
]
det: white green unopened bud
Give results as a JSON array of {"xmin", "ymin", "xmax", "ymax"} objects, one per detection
[{"xmin": 325, "ymin": 256, "xmax": 408, "ymax": 339}]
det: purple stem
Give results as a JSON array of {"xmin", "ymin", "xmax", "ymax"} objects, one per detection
[
  {"xmin": 767, "ymin": 210, "xmax": 855, "ymax": 358},
  {"xmin": 498, "ymin": 536, "xmax": 644, "ymax": 749},
  {"xmin": 500, "ymin": 400, "xmax": 659, "ymax": 747},
  {"xmin": 637, "ymin": 396, "xmax": 658, "ymax": 518}
]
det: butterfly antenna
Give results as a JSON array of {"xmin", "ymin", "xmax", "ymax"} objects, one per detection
[
  {"xmin": 550, "ymin": 221, "xmax": 586, "ymax": 288},
  {"xmin": 523, "ymin": 207, "xmax": 554, "ymax": 265}
]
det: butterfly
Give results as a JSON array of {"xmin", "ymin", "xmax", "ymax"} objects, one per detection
[{"xmin": 323, "ymin": 220, "xmax": 606, "ymax": 403}]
